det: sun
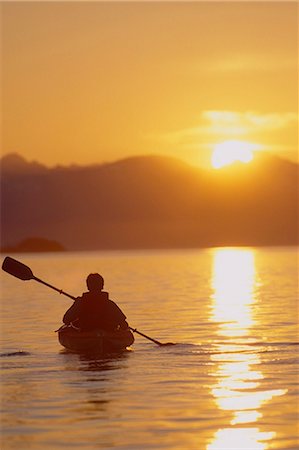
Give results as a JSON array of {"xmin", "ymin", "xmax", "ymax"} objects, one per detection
[{"xmin": 211, "ymin": 140, "xmax": 257, "ymax": 169}]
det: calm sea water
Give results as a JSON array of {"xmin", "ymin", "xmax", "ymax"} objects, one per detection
[{"xmin": 1, "ymin": 247, "xmax": 298, "ymax": 450}]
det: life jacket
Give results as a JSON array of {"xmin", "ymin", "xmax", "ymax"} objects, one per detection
[{"xmin": 77, "ymin": 291, "xmax": 127, "ymax": 331}]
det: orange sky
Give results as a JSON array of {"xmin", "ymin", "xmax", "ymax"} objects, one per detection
[{"xmin": 1, "ymin": 1, "xmax": 298, "ymax": 168}]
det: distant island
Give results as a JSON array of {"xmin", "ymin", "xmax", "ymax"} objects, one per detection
[
  {"xmin": 0, "ymin": 152, "xmax": 298, "ymax": 250},
  {"xmin": 1, "ymin": 237, "xmax": 65, "ymax": 253}
]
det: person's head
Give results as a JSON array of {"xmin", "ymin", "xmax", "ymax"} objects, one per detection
[{"xmin": 86, "ymin": 273, "xmax": 104, "ymax": 292}]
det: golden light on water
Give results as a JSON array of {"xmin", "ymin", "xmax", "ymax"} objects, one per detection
[
  {"xmin": 208, "ymin": 248, "xmax": 287, "ymax": 449},
  {"xmin": 207, "ymin": 428, "xmax": 276, "ymax": 450},
  {"xmin": 210, "ymin": 248, "xmax": 256, "ymax": 337}
]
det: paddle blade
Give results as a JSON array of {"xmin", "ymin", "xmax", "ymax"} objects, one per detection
[
  {"xmin": 160, "ymin": 342, "xmax": 176, "ymax": 346},
  {"xmin": 2, "ymin": 257, "xmax": 34, "ymax": 281}
]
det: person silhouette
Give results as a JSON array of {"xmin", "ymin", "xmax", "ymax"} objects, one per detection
[{"xmin": 63, "ymin": 273, "xmax": 128, "ymax": 332}]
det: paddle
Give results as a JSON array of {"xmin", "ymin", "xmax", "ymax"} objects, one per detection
[{"xmin": 2, "ymin": 256, "xmax": 175, "ymax": 347}]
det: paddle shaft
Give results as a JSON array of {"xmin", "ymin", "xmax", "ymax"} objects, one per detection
[
  {"xmin": 33, "ymin": 276, "xmax": 76, "ymax": 301},
  {"xmin": 36, "ymin": 278, "xmax": 168, "ymax": 345},
  {"xmin": 35, "ymin": 278, "xmax": 169, "ymax": 345},
  {"xmin": 2, "ymin": 256, "xmax": 174, "ymax": 346},
  {"xmin": 34, "ymin": 277, "xmax": 172, "ymax": 346},
  {"xmin": 129, "ymin": 327, "xmax": 164, "ymax": 346}
]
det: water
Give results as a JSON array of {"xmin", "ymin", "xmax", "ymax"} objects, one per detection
[{"xmin": 1, "ymin": 247, "xmax": 298, "ymax": 449}]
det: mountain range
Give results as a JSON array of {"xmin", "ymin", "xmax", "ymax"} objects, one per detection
[{"xmin": 1, "ymin": 152, "xmax": 298, "ymax": 250}]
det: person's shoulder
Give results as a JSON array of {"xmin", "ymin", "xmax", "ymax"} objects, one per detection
[{"xmin": 108, "ymin": 299, "xmax": 123, "ymax": 311}]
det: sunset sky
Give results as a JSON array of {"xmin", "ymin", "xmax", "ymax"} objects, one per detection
[{"xmin": 1, "ymin": 1, "xmax": 298, "ymax": 168}]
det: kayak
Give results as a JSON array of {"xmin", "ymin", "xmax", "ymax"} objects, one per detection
[{"xmin": 58, "ymin": 325, "xmax": 134, "ymax": 353}]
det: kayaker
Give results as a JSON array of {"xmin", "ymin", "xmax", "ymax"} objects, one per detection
[{"xmin": 63, "ymin": 273, "xmax": 129, "ymax": 332}]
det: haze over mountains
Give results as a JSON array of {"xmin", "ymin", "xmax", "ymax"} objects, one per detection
[{"xmin": 1, "ymin": 152, "xmax": 298, "ymax": 250}]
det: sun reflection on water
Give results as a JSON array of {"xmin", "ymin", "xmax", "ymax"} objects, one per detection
[
  {"xmin": 210, "ymin": 249, "xmax": 256, "ymax": 337},
  {"xmin": 207, "ymin": 428, "xmax": 276, "ymax": 450},
  {"xmin": 208, "ymin": 248, "xmax": 287, "ymax": 450}
]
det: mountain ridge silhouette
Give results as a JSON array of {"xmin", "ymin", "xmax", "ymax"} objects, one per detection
[{"xmin": 1, "ymin": 152, "xmax": 298, "ymax": 250}]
